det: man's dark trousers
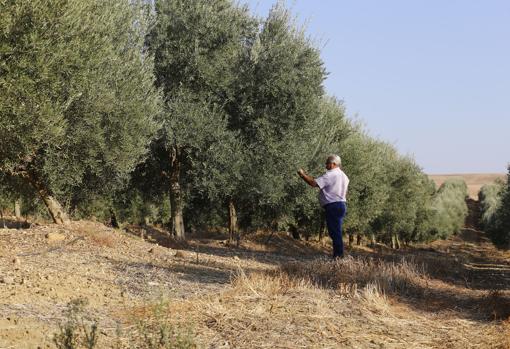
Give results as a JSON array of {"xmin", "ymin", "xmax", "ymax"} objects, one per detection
[{"xmin": 324, "ymin": 201, "xmax": 347, "ymax": 258}]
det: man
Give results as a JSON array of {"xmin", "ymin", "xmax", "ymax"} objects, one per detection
[{"xmin": 297, "ymin": 154, "xmax": 349, "ymax": 258}]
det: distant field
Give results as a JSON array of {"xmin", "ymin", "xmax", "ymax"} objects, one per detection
[{"xmin": 429, "ymin": 173, "xmax": 506, "ymax": 199}]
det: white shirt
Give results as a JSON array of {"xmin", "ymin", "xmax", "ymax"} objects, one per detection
[{"xmin": 315, "ymin": 167, "xmax": 349, "ymax": 207}]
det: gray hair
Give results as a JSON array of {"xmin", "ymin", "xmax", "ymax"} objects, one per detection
[{"xmin": 327, "ymin": 154, "xmax": 341, "ymax": 166}]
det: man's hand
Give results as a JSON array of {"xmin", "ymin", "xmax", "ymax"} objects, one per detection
[{"xmin": 297, "ymin": 168, "xmax": 318, "ymax": 187}]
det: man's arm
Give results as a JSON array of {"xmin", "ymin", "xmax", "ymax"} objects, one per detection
[{"xmin": 297, "ymin": 169, "xmax": 318, "ymax": 187}]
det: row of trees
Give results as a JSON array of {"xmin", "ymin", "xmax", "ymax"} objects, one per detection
[
  {"xmin": 479, "ymin": 168, "xmax": 510, "ymax": 247},
  {"xmin": 0, "ymin": 0, "xmax": 468, "ymax": 245}
]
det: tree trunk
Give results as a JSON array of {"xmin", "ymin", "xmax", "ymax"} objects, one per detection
[
  {"xmin": 109, "ymin": 209, "xmax": 119, "ymax": 228},
  {"xmin": 14, "ymin": 200, "xmax": 21, "ymax": 219},
  {"xmin": 0, "ymin": 210, "xmax": 6, "ymax": 229},
  {"xmin": 319, "ymin": 216, "xmax": 325, "ymax": 242},
  {"xmin": 356, "ymin": 234, "xmax": 362, "ymax": 246},
  {"xmin": 348, "ymin": 233, "xmax": 354, "ymax": 247},
  {"xmin": 228, "ymin": 199, "xmax": 238, "ymax": 244},
  {"xmin": 42, "ymin": 193, "xmax": 70, "ymax": 225},
  {"xmin": 169, "ymin": 145, "xmax": 185, "ymax": 240},
  {"xmin": 27, "ymin": 177, "xmax": 70, "ymax": 225},
  {"xmin": 370, "ymin": 233, "xmax": 376, "ymax": 247},
  {"xmin": 289, "ymin": 225, "xmax": 300, "ymax": 240},
  {"xmin": 391, "ymin": 233, "xmax": 400, "ymax": 249},
  {"xmin": 21, "ymin": 173, "xmax": 69, "ymax": 225}
]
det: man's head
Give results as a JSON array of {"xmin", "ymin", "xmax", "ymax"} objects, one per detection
[{"xmin": 325, "ymin": 154, "xmax": 341, "ymax": 170}]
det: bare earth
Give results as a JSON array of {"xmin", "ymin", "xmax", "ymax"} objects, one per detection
[
  {"xmin": 1, "ymin": 220, "xmax": 509, "ymax": 348},
  {"xmin": 429, "ymin": 173, "xmax": 506, "ymax": 199}
]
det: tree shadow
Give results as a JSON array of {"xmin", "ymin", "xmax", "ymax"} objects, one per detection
[
  {"xmin": 277, "ymin": 255, "xmax": 510, "ymax": 322},
  {"xmin": 396, "ymin": 277, "xmax": 510, "ymax": 322},
  {"xmin": 122, "ymin": 224, "xmax": 326, "ymax": 266},
  {"xmin": 122, "ymin": 224, "xmax": 189, "ymax": 250},
  {"xmin": 115, "ymin": 224, "xmax": 510, "ymax": 321},
  {"xmin": 384, "ymin": 267, "xmax": 510, "ymax": 322},
  {"xmin": 0, "ymin": 217, "xmax": 31, "ymax": 229},
  {"xmin": 104, "ymin": 253, "xmax": 268, "ymax": 299},
  {"xmin": 349, "ymin": 229, "xmax": 510, "ymax": 291}
]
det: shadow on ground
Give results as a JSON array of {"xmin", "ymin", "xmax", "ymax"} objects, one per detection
[
  {"xmin": 105, "ymin": 254, "xmax": 267, "ymax": 299},
  {"xmin": 351, "ymin": 229, "xmax": 510, "ymax": 291},
  {"xmin": 117, "ymin": 223, "xmax": 510, "ymax": 322},
  {"xmin": 0, "ymin": 217, "xmax": 31, "ymax": 229},
  {"xmin": 122, "ymin": 224, "xmax": 326, "ymax": 265}
]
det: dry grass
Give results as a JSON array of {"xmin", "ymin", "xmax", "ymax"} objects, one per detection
[
  {"xmin": 131, "ymin": 257, "xmax": 510, "ymax": 349},
  {"xmin": 74, "ymin": 221, "xmax": 118, "ymax": 248},
  {"xmin": 103, "ymin": 230, "xmax": 510, "ymax": 348},
  {"xmin": 87, "ymin": 232, "xmax": 116, "ymax": 248},
  {"xmin": 279, "ymin": 256, "xmax": 426, "ymax": 297},
  {"xmin": 482, "ymin": 290, "xmax": 510, "ymax": 320},
  {"xmin": 3, "ymin": 221, "xmax": 510, "ymax": 348},
  {"xmin": 502, "ymin": 320, "xmax": 510, "ymax": 349}
]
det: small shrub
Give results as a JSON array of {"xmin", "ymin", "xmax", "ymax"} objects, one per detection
[
  {"xmin": 126, "ymin": 300, "xmax": 196, "ymax": 349},
  {"xmin": 76, "ymin": 224, "xmax": 116, "ymax": 248},
  {"xmin": 53, "ymin": 298, "xmax": 99, "ymax": 349},
  {"xmin": 89, "ymin": 233, "xmax": 116, "ymax": 248}
]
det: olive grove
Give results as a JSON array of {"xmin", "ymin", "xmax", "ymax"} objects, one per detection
[{"xmin": 0, "ymin": 0, "xmax": 472, "ymax": 247}]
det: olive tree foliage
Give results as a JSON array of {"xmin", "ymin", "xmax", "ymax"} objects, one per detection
[
  {"xmin": 0, "ymin": 175, "xmax": 17, "ymax": 226},
  {"xmin": 226, "ymin": 3, "xmax": 327, "ymax": 230},
  {"xmin": 146, "ymin": 0, "xmax": 256, "ymax": 239},
  {"xmin": 369, "ymin": 153, "xmax": 430, "ymax": 248},
  {"xmin": 371, "ymin": 176, "xmax": 467, "ymax": 245},
  {"xmin": 139, "ymin": 1, "xmax": 470, "ymax": 246},
  {"xmin": 427, "ymin": 179, "xmax": 468, "ymax": 239},
  {"xmin": 483, "ymin": 166, "xmax": 510, "ymax": 247},
  {"xmin": 284, "ymin": 96, "xmax": 351, "ymax": 237},
  {"xmin": 479, "ymin": 181, "xmax": 505, "ymax": 232},
  {"xmin": 411, "ymin": 177, "xmax": 438, "ymax": 242},
  {"xmin": 396, "ymin": 172, "xmax": 435, "ymax": 243},
  {"xmin": 0, "ymin": 0, "xmax": 161, "ymax": 224},
  {"xmin": 0, "ymin": 173, "xmax": 50, "ymax": 226},
  {"xmin": 340, "ymin": 132, "xmax": 391, "ymax": 242}
]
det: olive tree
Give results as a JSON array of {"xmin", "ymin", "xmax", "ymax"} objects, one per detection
[
  {"xmin": 0, "ymin": 0, "xmax": 161, "ymax": 224},
  {"xmin": 371, "ymin": 154, "xmax": 426, "ymax": 248},
  {"xmin": 479, "ymin": 181, "xmax": 505, "ymax": 232},
  {"xmin": 286, "ymin": 96, "xmax": 351, "ymax": 238},
  {"xmin": 147, "ymin": 0, "xmax": 255, "ymax": 239},
  {"xmin": 340, "ymin": 132, "xmax": 392, "ymax": 245},
  {"xmin": 485, "ymin": 166, "xmax": 510, "ymax": 247},
  {"xmin": 429, "ymin": 179, "xmax": 469, "ymax": 239},
  {"xmin": 227, "ymin": 4, "xmax": 327, "ymax": 231}
]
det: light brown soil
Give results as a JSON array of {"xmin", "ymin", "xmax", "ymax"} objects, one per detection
[
  {"xmin": 429, "ymin": 173, "xmax": 506, "ymax": 199},
  {"xmin": 1, "ymin": 220, "xmax": 509, "ymax": 348}
]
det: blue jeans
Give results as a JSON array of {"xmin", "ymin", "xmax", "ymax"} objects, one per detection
[{"xmin": 324, "ymin": 201, "xmax": 347, "ymax": 258}]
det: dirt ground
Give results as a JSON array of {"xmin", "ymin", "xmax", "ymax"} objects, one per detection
[{"xmin": 1, "ymin": 219, "xmax": 509, "ymax": 348}]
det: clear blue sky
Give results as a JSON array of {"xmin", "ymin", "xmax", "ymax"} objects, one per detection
[{"xmin": 245, "ymin": 0, "xmax": 510, "ymax": 174}]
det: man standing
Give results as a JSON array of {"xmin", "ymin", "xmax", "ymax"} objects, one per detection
[{"xmin": 297, "ymin": 154, "xmax": 349, "ymax": 258}]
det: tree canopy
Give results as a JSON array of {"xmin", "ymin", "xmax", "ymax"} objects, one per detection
[{"xmin": 0, "ymin": 0, "xmax": 161, "ymax": 223}]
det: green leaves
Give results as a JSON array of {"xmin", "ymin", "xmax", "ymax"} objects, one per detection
[
  {"xmin": 482, "ymin": 167, "xmax": 510, "ymax": 247},
  {"xmin": 0, "ymin": 0, "xmax": 161, "ymax": 208},
  {"xmin": 426, "ymin": 179, "xmax": 468, "ymax": 239}
]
